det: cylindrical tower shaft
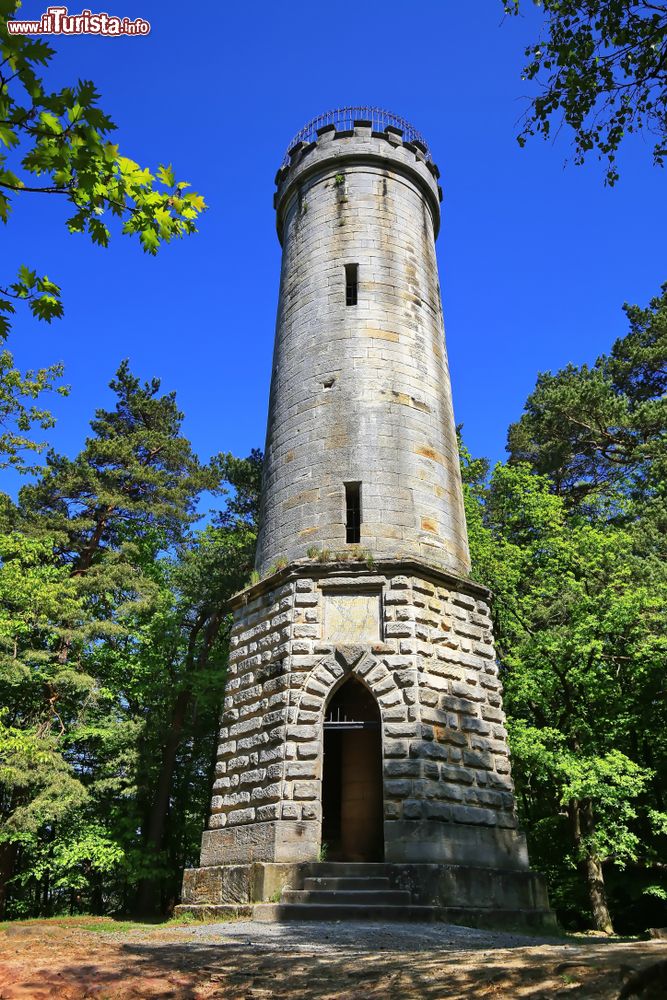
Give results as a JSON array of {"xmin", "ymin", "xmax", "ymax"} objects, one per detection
[{"xmin": 255, "ymin": 117, "xmax": 470, "ymax": 579}]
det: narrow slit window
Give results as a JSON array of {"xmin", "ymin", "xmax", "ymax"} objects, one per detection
[
  {"xmin": 345, "ymin": 264, "xmax": 358, "ymax": 306},
  {"xmin": 345, "ymin": 482, "xmax": 361, "ymax": 543}
]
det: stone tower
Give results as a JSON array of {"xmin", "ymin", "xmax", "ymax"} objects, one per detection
[{"xmin": 179, "ymin": 109, "xmax": 552, "ymax": 925}]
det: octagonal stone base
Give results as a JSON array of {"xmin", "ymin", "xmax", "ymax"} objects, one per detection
[{"xmin": 181, "ymin": 558, "xmax": 553, "ymax": 926}]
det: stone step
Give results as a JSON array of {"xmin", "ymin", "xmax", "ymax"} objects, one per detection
[
  {"xmin": 303, "ymin": 863, "xmax": 393, "ymax": 878},
  {"xmin": 282, "ymin": 889, "xmax": 411, "ymax": 905},
  {"xmin": 253, "ymin": 903, "xmax": 439, "ymax": 923},
  {"xmin": 303, "ymin": 877, "xmax": 390, "ymax": 891},
  {"xmin": 437, "ymin": 906, "xmax": 558, "ymax": 931}
]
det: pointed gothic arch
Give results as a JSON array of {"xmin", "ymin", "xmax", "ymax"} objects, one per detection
[
  {"xmin": 320, "ymin": 671, "xmax": 385, "ymax": 862},
  {"xmin": 293, "ymin": 648, "xmax": 400, "ymax": 728}
]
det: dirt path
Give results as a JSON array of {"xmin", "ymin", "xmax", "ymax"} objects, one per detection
[{"xmin": 0, "ymin": 917, "xmax": 665, "ymax": 999}]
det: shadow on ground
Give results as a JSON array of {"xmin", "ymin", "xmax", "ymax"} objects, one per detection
[{"xmin": 1, "ymin": 920, "xmax": 666, "ymax": 998}]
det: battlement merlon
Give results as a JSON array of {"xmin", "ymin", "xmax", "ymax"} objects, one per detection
[{"xmin": 274, "ymin": 120, "xmax": 443, "ymax": 244}]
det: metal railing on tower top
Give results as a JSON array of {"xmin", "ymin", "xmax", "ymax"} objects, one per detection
[{"xmin": 281, "ymin": 107, "xmax": 432, "ymax": 168}]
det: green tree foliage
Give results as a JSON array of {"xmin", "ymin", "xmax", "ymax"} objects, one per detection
[
  {"xmin": 503, "ymin": 1, "xmax": 667, "ymax": 184},
  {"xmin": 507, "ymin": 283, "xmax": 666, "ymax": 505},
  {"xmin": 0, "ymin": 365, "xmax": 260, "ymax": 918},
  {"xmin": 0, "ymin": 0, "xmax": 206, "ymax": 471},
  {"xmin": 132, "ymin": 451, "xmax": 261, "ymax": 914},
  {"xmin": 0, "ymin": 349, "xmax": 68, "ymax": 474},
  {"xmin": 462, "ymin": 285, "xmax": 667, "ymax": 932}
]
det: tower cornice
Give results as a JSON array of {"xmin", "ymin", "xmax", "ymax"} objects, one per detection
[
  {"xmin": 274, "ymin": 122, "xmax": 443, "ymax": 243},
  {"xmin": 228, "ymin": 557, "xmax": 490, "ymax": 613}
]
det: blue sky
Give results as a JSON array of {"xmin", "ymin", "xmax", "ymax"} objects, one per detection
[{"xmin": 8, "ymin": 0, "xmax": 667, "ymax": 489}]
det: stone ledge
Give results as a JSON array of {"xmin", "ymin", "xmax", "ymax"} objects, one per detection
[
  {"xmin": 173, "ymin": 903, "xmax": 253, "ymax": 920},
  {"xmin": 201, "ymin": 820, "xmax": 320, "ymax": 866},
  {"xmin": 435, "ymin": 906, "xmax": 557, "ymax": 932},
  {"xmin": 173, "ymin": 899, "xmax": 557, "ymax": 931},
  {"xmin": 249, "ymin": 902, "xmax": 557, "ymax": 931},
  {"xmin": 384, "ymin": 819, "xmax": 529, "ymax": 870},
  {"xmin": 229, "ymin": 557, "xmax": 491, "ymax": 613}
]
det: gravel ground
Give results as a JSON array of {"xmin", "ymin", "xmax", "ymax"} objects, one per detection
[{"xmin": 170, "ymin": 918, "xmax": 562, "ymax": 952}]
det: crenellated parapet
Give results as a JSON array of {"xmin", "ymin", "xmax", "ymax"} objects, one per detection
[{"xmin": 274, "ymin": 118, "xmax": 443, "ymax": 243}]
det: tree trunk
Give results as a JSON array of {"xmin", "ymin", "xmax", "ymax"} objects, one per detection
[
  {"xmin": 582, "ymin": 853, "xmax": 614, "ymax": 934},
  {"xmin": 569, "ymin": 797, "xmax": 614, "ymax": 933},
  {"xmin": 134, "ymin": 608, "xmax": 226, "ymax": 917},
  {"xmin": 41, "ymin": 867, "xmax": 50, "ymax": 916},
  {"xmin": 0, "ymin": 842, "xmax": 17, "ymax": 919},
  {"xmin": 134, "ymin": 688, "xmax": 192, "ymax": 916},
  {"xmin": 90, "ymin": 876, "xmax": 104, "ymax": 915}
]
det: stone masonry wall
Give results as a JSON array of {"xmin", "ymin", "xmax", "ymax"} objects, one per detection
[
  {"xmin": 201, "ymin": 562, "xmax": 527, "ymax": 871},
  {"xmin": 255, "ymin": 125, "xmax": 470, "ymax": 579}
]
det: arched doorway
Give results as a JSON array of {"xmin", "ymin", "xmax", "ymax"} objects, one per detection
[{"xmin": 321, "ymin": 676, "xmax": 384, "ymax": 862}]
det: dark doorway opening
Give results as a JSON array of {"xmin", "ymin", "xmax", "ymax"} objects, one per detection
[{"xmin": 322, "ymin": 677, "xmax": 384, "ymax": 862}]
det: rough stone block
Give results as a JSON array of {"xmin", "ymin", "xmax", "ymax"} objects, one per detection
[
  {"xmin": 226, "ymin": 807, "xmax": 256, "ymax": 827},
  {"xmin": 250, "ymin": 783, "xmax": 282, "ymax": 802},
  {"xmin": 293, "ymin": 780, "xmax": 319, "ymax": 800}
]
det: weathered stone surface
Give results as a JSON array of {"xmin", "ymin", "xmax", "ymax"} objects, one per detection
[
  {"xmin": 324, "ymin": 593, "xmax": 381, "ymax": 643},
  {"xmin": 254, "ymin": 129, "xmax": 469, "ymax": 579},
  {"xmin": 180, "ymin": 860, "xmax": 550, "ymax": 915},
  {"xmin": 192, "ymin": 563, "xmax": 523, "ymax": 869}
]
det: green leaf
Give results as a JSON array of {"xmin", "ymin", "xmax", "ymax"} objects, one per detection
[
  {"xmin": 0, "ymin": 123, "xmax": 19, "ymax": 149},
  {"xmin": 157, "ymin": 164, "xmax": 175, "ymax": 187},
  {"xmin": 29, "ymin": 293, "xmax": 63, "ymax": 322},
  {"xmin": 39, "ymin": 111, "xmax": 62, "ymax": 134},
  {"xmin": 139, "ymin": 228, "xmax": 160, "ymax": 254},
  {"xmin": 18, "ymin": 265, "xmax": 37, "ymax": 289}
]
